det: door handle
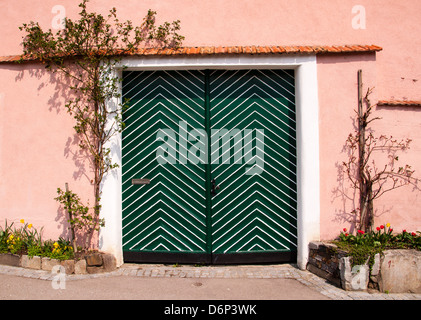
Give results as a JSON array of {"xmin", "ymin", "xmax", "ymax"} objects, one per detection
[{"xmin": 211, "ymin": 178, "xmax": 220, "ymax": 196}]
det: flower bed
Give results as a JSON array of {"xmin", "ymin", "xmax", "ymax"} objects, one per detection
[
  {"xmin": 0, "ymin": 220, "xmax": 75, "ymax": 260},
  {"xmin": 335, "ymin": 224, "xmax": 420, "ymax": 270},
  {"xmin": 307, "ymin": 224, "xmax": 421, "ymax": 293},
  {"xmin": 0, "ymin": 251, "xmax": 116, "ymax": 274},
  {"xmin": 0, "ymin": 219, "xmax": 116, "ymax": 274}
]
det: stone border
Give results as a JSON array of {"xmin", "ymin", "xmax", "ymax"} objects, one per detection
[
  {"xmin": 307, "ymin": 241, "xmax": 421, "ymax": 293},
  {"xmin": 307, "ymin": 241, "xmax": 377, "ymax": 291},
  {"xmin": 306, "ymin": 241, "xmax": 347, "ymax": 288},
  {"xmin": 0, "ymin": 252, "xmax": 116, "ymax": 275}
]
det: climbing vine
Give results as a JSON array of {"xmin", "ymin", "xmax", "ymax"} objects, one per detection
[{"xmin": 19, "ymin": 0, "xmax": 184, "ymax": 249}]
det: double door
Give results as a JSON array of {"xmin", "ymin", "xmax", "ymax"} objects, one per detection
[{"xmin": 122, "ymin": 69, "xmax": 297, "ymax": 264}]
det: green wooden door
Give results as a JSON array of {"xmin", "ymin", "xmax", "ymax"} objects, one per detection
[
  {"xmin": 122, "ymin": 69, "xmax": 297, "ymax": 264},
  {"xmin": 209, "ymin": 70, "xmax": 297, "ymax": 263},
  {"xmin": 121, "ymin": 70, "xmax": 209, "ymax": 263}
]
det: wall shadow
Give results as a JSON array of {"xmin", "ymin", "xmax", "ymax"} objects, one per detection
[
  {"xmin": 14, "ymin": 62, "xmax": 93, "ymax": 243},
  {"xmin": 331, "ymin": 104, "xmax": 421, "ymax": 233}
]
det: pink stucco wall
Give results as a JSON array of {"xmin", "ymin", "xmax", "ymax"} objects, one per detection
[
  {"xmin": 0, "ymin": 64, "xmax": 94, "ymax": 240},
  {"xmin": 2, "ymin": 0, "xmax": 420, "ymax": 101},
  {"xmin": 0, "ymin": 0, "xmax": 420, "ymax": 242},
  {"xmin": 317, "ymin": 54, "xmax": 421, "ymax": 239}
]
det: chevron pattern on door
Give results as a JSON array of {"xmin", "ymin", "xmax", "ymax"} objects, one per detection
[
  {"xmin": 121, "ymin": 69, "xmax": 297, "ymax": 264},
  {"xmin": 209, "ymin": 69, "xmax": 297, "ymax": 258},
  {"xmin": 121, "ymin": 70, "xmax": 208, "ymax": 257}
]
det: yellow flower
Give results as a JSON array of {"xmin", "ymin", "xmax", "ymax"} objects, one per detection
[
  {"xmin": 53, "ymin": 242, "xmax": 59, "ymax": 248},
  {"xmin": 28, "ymin": 224, "xmax": 32, "ymax": 229},
  {"xmin": 386, "ymin": 223, "xmax": 391, "ymax": 228},
  {"xmin": 20, "ymin": 219, "xmax": 25, "ymax": 224}
]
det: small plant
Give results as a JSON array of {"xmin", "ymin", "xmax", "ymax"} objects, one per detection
[
  {"xmin": 55, "ymin": 185, "xmax": 104, "ymax": 251},
  {"xmin": 0, "ymin": 220, "xmax": 14, "ymax": 253},
  {"xmin": 27, "ymin": 243, "xmax": 43, "ymax": 257},
  {"xmin": 6, "ymin": 233, "xmax": 24, "ymax": 254},
  {"xmin": 42, "ymin": 238, "xmax": 74, "ymax": 260},
  {"xmin": 19, "ymin": 219, "xmax": 43, "ymax": 249},
  {"xmin": 394, "ymin": 230, "xmax": 421, "ymax": 250}
]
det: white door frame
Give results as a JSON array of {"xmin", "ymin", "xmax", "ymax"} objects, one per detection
[{"xmin": 99, "ymin": 54, "xmax": 321, "ymax": 269}]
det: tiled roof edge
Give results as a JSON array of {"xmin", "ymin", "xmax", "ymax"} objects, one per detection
[{"xmin": 0, "ymin": 45, "xmax": 382, "ymax": 64}]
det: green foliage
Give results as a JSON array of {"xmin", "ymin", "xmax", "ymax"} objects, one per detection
[
  {"xmin": 42, "ymin": 238, "xmax": 74, "ymax": 261},
  {"xmin": 27, "ymin": 244, "xmax": 43, "ymax": 257},
  {"xmin": 19, "ymin": 0, "xmax": 184, "ymax": 248},
  {"xmin": 0, "ymin": 220, "xmax": 74, "ymax": 261},
  {"xmin": 0, "ymin": 219, "xmax": 43, "ymax": 255},
  {"xmin": 55, "ymin": 187, "xmax": 104, "ymax": 235},
  {"xmin": 0, "ymin": 220, "xmax": 14, "ymax": 253}
]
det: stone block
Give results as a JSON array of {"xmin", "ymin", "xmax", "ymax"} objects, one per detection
[
  {"xmin": 102, "ymin": 253, "xmax": 117, "ymax": 272},
  {"xmin": 307, "ymin": 263, "xmax": 341, "ymax": 287},
  {"xmin": 21, "ymin": 255, "xmax": 41, "ymax": 269},
  {"xmin": 379, "ymin": 249, "xmax": 421, "ymax": 293},
  {"xmin": 85, "ymin": 253, "xmax": 103, "ymax": 266},
  {"xmin": 371, "ymin": 253, "xmax": 381, "ymax": 276},
  {"xmin": 61, "ymin": 259, "xmax": 75, "ymax": 275},
  {"xmin": 0, "ymin": 253, "xmax": 21, "ymax": 267},
  {"xmin": 339, "ymin": 256, "xmax": 369, "ymax": 291},
  {"xmin": 308, "ymin": 241, "xmax": 323, "ymax": 250},
  {"xmin": 75, "ymin": 259, "xmax": 87, "ymax": 274},
  {"xmin": 41, "ymin": 257, "xmax": 61, "ymax": 271}
]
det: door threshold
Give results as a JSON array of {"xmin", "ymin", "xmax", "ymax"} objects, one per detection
[{"xmin": 123, "ymin": 251, "xmax": 296, "ymax": 265}]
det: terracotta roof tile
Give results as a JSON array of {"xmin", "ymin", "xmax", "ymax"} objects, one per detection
[
  {"xmin": 284, "ymin": 46, "xmax": 295, "ymax": 53},
  {"xmin": 0, "ymin": 45, "xmax": 382, "ymax": 64}
]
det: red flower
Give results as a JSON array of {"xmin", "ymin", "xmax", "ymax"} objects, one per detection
[
  {"xmin": 380, "ymin": 225, "xmax": 384, "ymax": 229},
  {"xmin": 412, "ymin": 232, "xmax": 417, "ymax": 236},
  {"xmin": 357, "ymin": 230, "xmax": 365, "ymax": 235},
  {"xmin": 403, "ymin": 229, "xmax": 407, "ymax": 233},
  {"xmin": 376, "ymin": 227, "xmax": 380, "ymax": 231},
  {"xmin": 343, "ymin": 228, "xmax": 347, "ymax": 232},
  {"xmin": 345, "ymin": 233, "xmax": 349, "ymax": 237}
]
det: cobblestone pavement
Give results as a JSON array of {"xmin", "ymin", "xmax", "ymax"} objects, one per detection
[{"xmin": 1, "ymin": 263, "xmax": 420, "ymax": 300}]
